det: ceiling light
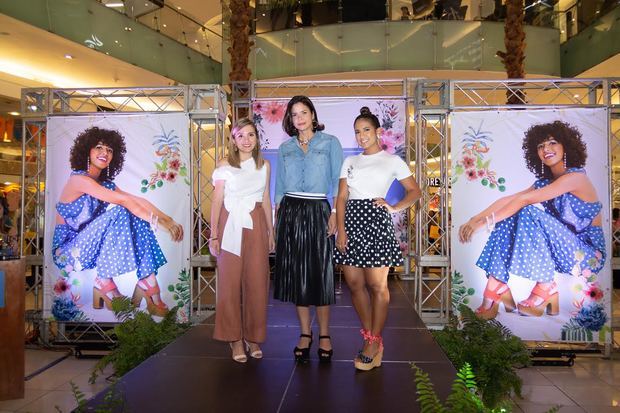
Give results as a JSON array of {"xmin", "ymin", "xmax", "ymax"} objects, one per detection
[
  {"xmin": 124, "ymin": 26, "xmax": 132, "ymax": 31},
  {"xmin": 104, "ymin": 2, "xmax": 124, "ymax": 7},
  {"xmin": 64, "ymin": 54, "xmax": 74, "ymax": 59},
  {"xmin": 574, "ymin": 94, "xmax": 580, "ymax": 98},
  {"xmin": 162, "ymin": 23, "xmax": 167, "ymax": 27},
  {"xmin": 194, "ymin": 39, "xmax": 198, "ymax": 43},
  {"xmin": 177, "ymin": 6, "xmax": 181, "ymax": 9},
  {"xmin": 8, "ymin": 111, "xmax": 20, "ymax": 116},
  {"xmin": 3, "ymin": 182, "xmax": 12, "ymax": 185},
  {"xmin": 28, "ymin": 105, "xmax": 38, "ymax": 111}
]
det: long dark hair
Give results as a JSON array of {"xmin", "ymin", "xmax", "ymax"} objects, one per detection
[{"xmin": 282, "ymin": 95, "xmax": 325, "ymax": 137}]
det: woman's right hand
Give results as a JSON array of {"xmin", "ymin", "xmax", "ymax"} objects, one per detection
[
  {"xmin": 336, "ymin": 231, "xmax": 348, "ymax": 254},
  {"xmin": 209, "ymin": 239, "xmax": 220, "ymax": 257}
]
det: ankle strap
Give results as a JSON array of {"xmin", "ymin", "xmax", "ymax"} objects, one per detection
[
  {"xmin": 319, "ymin": 335, "xmax": 331, "ymax": 339},
  {"xmin": 300, "ymin": 333, "xmax": 312, "ymax": 339}
]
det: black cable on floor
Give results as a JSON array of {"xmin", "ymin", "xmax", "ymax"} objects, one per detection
[{"xmin": 24, "ymin": 350, "xmax": 73, "ymax": 381}]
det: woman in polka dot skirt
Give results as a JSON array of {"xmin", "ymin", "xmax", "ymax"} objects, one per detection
[
  {"xmin": 52, "ymin": 127, "xmax": 184, "ymax": 317},
  {"xmin": 459, "ymin": 121, "xmax": 605, "ymax": 319},
  {"xmin": 335, "ymin": 107, "xmax": 421, "ymax": 371}
]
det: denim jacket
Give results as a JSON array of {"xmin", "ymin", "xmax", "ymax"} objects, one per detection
[{"xmin": 275, "ymin": 131, "xmax": 344, "ymax": 204}]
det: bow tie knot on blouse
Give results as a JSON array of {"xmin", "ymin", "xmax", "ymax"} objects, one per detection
[{"xmin": 212, "ymin": 159, "xmax": 266, "ymax": 256}]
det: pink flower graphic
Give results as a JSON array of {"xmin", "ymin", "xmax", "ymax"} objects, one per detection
[
  {"xmin": 169, "ymin": 158, "xmax": 181, "ymax": 171},
  {"xmin": 466, "ymin": 169, "xmax": 477, "ymax": 181},
  {"xmin": 264, "ymin": 102, "xmax": 285, "ymax": 123},
  {"xmin": 584, "ymin": 283, "xmax": 604, "ymax": 301},
  {"xmin": 462, "ymin": 156, "xmax": 475, "ymax": 169},
  {"xmin": 581, "ymin": 268, "xmax": 592, "ymax": 278},
  {"xmin": 379, "ymin": 137, "xmax": 397, "ymax": 154},
  {"xmin": 477, "ymin": 169, "xmax": 486, "ymax": 178},
  {"xmin": 166, "ymin": 171, "xmax": 177, "ymax": 182},
  {"xmin": 54, "ymin": 278, "xmax": 71, "ymax": 295},
  {"xmin": 252, "ymin": 102, "xmax": 265, "ymax": 114},
  {"xmin": 595, "ymin": 250, "xmax": 603, "ymax": 260}
]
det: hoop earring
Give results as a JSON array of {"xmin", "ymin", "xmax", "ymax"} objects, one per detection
[
  {"xmin": 541, "ymin": 161, "xmax": 544, "ymax": 176},
  {"xmin": 312, "ymin": 119, "xmax": 318, "ymax": 130},
  {"xmin": 563, "ymin": 153, "xmax": 567, "ymax": 169},
  {"xmin": 87, "ymin": 157, "xmax": 90, "ymax": 172}
]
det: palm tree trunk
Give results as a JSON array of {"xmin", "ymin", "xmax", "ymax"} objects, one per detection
[
  {"xmin": 228, "ymin": 0, "xmax": 253, "ymax": 82},
  {"xmin": 496, "ymin": 0, "xmax": 526, "ymax": 104}
]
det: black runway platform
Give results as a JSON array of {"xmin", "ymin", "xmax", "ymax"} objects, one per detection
[{"xmin": 86, "ymin": 279, "xmax": 456, "ymax": 412}]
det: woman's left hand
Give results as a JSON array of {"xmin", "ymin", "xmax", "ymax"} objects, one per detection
[
  {"xmin": 374, "ymin": 198, "xmax": 397, "ymax": 213},
  {"xmin": 268, "ymin": 232, "xmax": 275, "ymax": 253},
  {"xmin": 458, "ymin": 218, "xmax": 483, "ymax": 243},
  {"xmin": 327, "ymin": 212, "xmax": 337, "ymax": 236}
]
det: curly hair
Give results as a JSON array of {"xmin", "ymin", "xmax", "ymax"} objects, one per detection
[
  {"xmin": 69, "ymin": 127, "xmax": 127, "ymax": 181},
  {"xmin": 522, "ymin": 120, "xmax": 587, "ymax": 180}
]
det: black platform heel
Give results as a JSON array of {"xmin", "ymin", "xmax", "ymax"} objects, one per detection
[
  {"xmin": 317, "ymin": 335, "xmax": 333, "ymax": 363},
  {"xmin": 294, "ymin": 333, "xmax": 313, "ymax": 363}
]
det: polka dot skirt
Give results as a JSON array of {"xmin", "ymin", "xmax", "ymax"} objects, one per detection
[
  {"xmin": 477, "ymin": 170, "xmax": 605, "ymax": 283},
  {"xmin": 334, "ymin": 199, "xmax": 403, "ymax": 268},
  {"xmin": 52, "ymin": 171, "xmax": 167, "ymax": 280}
]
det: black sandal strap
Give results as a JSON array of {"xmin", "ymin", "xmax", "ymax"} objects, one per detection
[
  {"xmin": 319, "ymin": 335, "xmax": 331, "ymax": 339},
  {"xmin": 300, "ymin": 333, "xmax": 312, "ymax": 339}
]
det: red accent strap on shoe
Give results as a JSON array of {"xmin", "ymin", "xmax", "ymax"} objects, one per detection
[
  {"xmin": 139, "ymin": 281, "xmax": 161, "ymax": 296},
  {"xmin": 530, "ymin": 282, "xmax": 557, "ymax": 301},
  {"xmin": 482, "ymin": 282, "xmax": 508, "ymax": 301},
  {"xmin": 96, "ymin": 279, "xmax": 118, "ymax": 295}
]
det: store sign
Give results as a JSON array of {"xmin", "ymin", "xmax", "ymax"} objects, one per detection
[{"xmin": 427, "ymin": 177, "xmax": 441, "ymax": 187}]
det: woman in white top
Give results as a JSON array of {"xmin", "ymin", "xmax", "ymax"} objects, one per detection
[
  {"xmin": 335, "ymin": 107, "xmax": 421, "ymax": 371},
  {"xmin": 210, "ymin": 118, "xmax": 275, "ymax": 363}
]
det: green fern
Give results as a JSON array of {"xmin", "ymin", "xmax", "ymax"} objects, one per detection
[
  {"xmin": 414, "ymin": 363, "xmax": 560, "ymax": 413},
  {"xmin": 432, "ymin": 305, "xmax": 531, "ymax": 408},
  {"xmin": 89, "ymin": 298, "xmax": 190, "ymax": 384}
]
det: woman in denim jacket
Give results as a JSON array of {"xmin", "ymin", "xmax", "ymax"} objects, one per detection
[{"xmin": 274, "ymin": 95, "xmax": 343, "ymax": 363}]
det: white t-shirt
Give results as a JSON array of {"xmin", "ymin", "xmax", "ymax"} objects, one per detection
[{"xmin": 340, "ymin": 150, "xmax": 412, "ymax": 199}]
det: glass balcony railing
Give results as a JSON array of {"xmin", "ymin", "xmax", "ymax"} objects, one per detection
[
  {"xmin": 97, "ymin": 0, "xmax": 223, "ymax": 62},
  {"xmin": 249, "ymin": 0, "xmax": 619, "ymax": 44}
]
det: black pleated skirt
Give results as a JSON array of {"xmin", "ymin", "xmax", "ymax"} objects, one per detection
[{"xmin": 273, "ymin": 194, "xmax": 335, "ymax": 306}]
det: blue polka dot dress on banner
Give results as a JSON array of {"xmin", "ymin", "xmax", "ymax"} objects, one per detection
[
  {"xmin": 52, "ymin": 170, "xmax": 167, "ymax": 279},
  {"xmin": 476, "ymin": 167, "xmax": 605, "ymax": 283}
]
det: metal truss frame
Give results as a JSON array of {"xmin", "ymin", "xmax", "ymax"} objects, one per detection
[
  {"xmin": 20, "ymin": 85, "xmax": 226, "ymax": 345},
  {"xmin": 412, "ymin": 78, "xmax": 619, "ymax": 329}
]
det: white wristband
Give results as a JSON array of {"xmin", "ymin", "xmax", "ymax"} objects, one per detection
[{"xmin": 331, "ymin": 208, "xmax": 337, "ymax": 214}]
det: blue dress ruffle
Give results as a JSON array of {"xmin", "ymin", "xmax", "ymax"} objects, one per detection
[
  {"xmin": 52, "ymin": 170, "xmax": 167, "ymax": 279},
  {"xmin": 476, "ymin": 168, "xmax": 605, "ymax": 283}
]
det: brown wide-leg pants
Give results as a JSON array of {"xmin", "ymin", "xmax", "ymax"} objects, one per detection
[{"xmin": 213, "ymin": 203, "xmax": 270, "ymax": 343}]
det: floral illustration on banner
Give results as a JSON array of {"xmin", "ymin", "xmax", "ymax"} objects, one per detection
[
  {"xmin": 451, "ymin": 271, "xmax": 475, "ymax": 315},
  {"xmin": 451, "ymin": 122, "xmax": 506, "ymax": 192},
  {"xmin": 377, "ymin": 101, "xmax": 405, "ymax": 159},
  {"xmin": 561, "ymin": 249, "xmax": 610, "ymax": 342},
  {"xmin": 140, "ymin": 125, "xmax": 189, "ymax": 193},
  {"xmin": 167, "ymin": 268, "xmax": 190, "ymax": 323},
  {"xmin": 252, "ymin": 101, "xmax": 285, "ymax": 150},
  {"xmin": 51, "ymin": 250, "xmax": 87, "ymax": 321}
]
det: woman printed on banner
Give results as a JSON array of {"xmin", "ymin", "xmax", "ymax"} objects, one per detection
[
  {"xmin": 52, "ymin": 127, "xmax": 184, "ymax": 317},
  {"xmin": 273, "ymin": 95, "xmax": 344, "ymax": 363},
  {"xmin": 458, "ymin": 121, "xmax": 605, "ymax": 319},
  {"xmin": 209, "ymin": 118, "xmax": 275, "ymax": 363},
  {"xmin": 335, "ymin": 107, "xmax": 421, "ymax": 371}
]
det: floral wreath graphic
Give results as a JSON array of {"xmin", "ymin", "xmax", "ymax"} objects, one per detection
[
  {"xmin": 452, "ymin": 122, "xmax": 506, "ymax": 192},
  {"xmin": 140, "ymin": 125, "xmax": 189, "ymax": 193}
]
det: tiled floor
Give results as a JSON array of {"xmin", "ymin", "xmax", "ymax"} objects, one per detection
[{"xmin": 3, "ymin": 284, "xmax": 620, "ymax": 412}]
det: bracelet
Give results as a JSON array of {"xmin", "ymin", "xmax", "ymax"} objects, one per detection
[
  {"xmin": 485, "ymin": 212, "xmax": 496, "ymax": 233},
  {"xmin": 209, "ymin": 237, "xmax": 218, "ymax": 241},
  {"xmin": 331, "ymin": 208, "xmax": 337, "ymax": 214}
]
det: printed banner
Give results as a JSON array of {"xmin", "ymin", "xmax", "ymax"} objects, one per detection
[
  {"xmin": 44, "ymin": 114, "xmax": 191, "ymax": 323},
  {"xmin": 252, "ymin": 98, "xmax": 410, "ymax": 254},
  {"xmin": 451, "ymin": 108, "xmax": 611, "ymax": 342}
]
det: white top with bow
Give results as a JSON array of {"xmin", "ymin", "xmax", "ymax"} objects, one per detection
[{"xmin": 212, "ymin": 158, "xmax": 266, "ymax": 256}]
